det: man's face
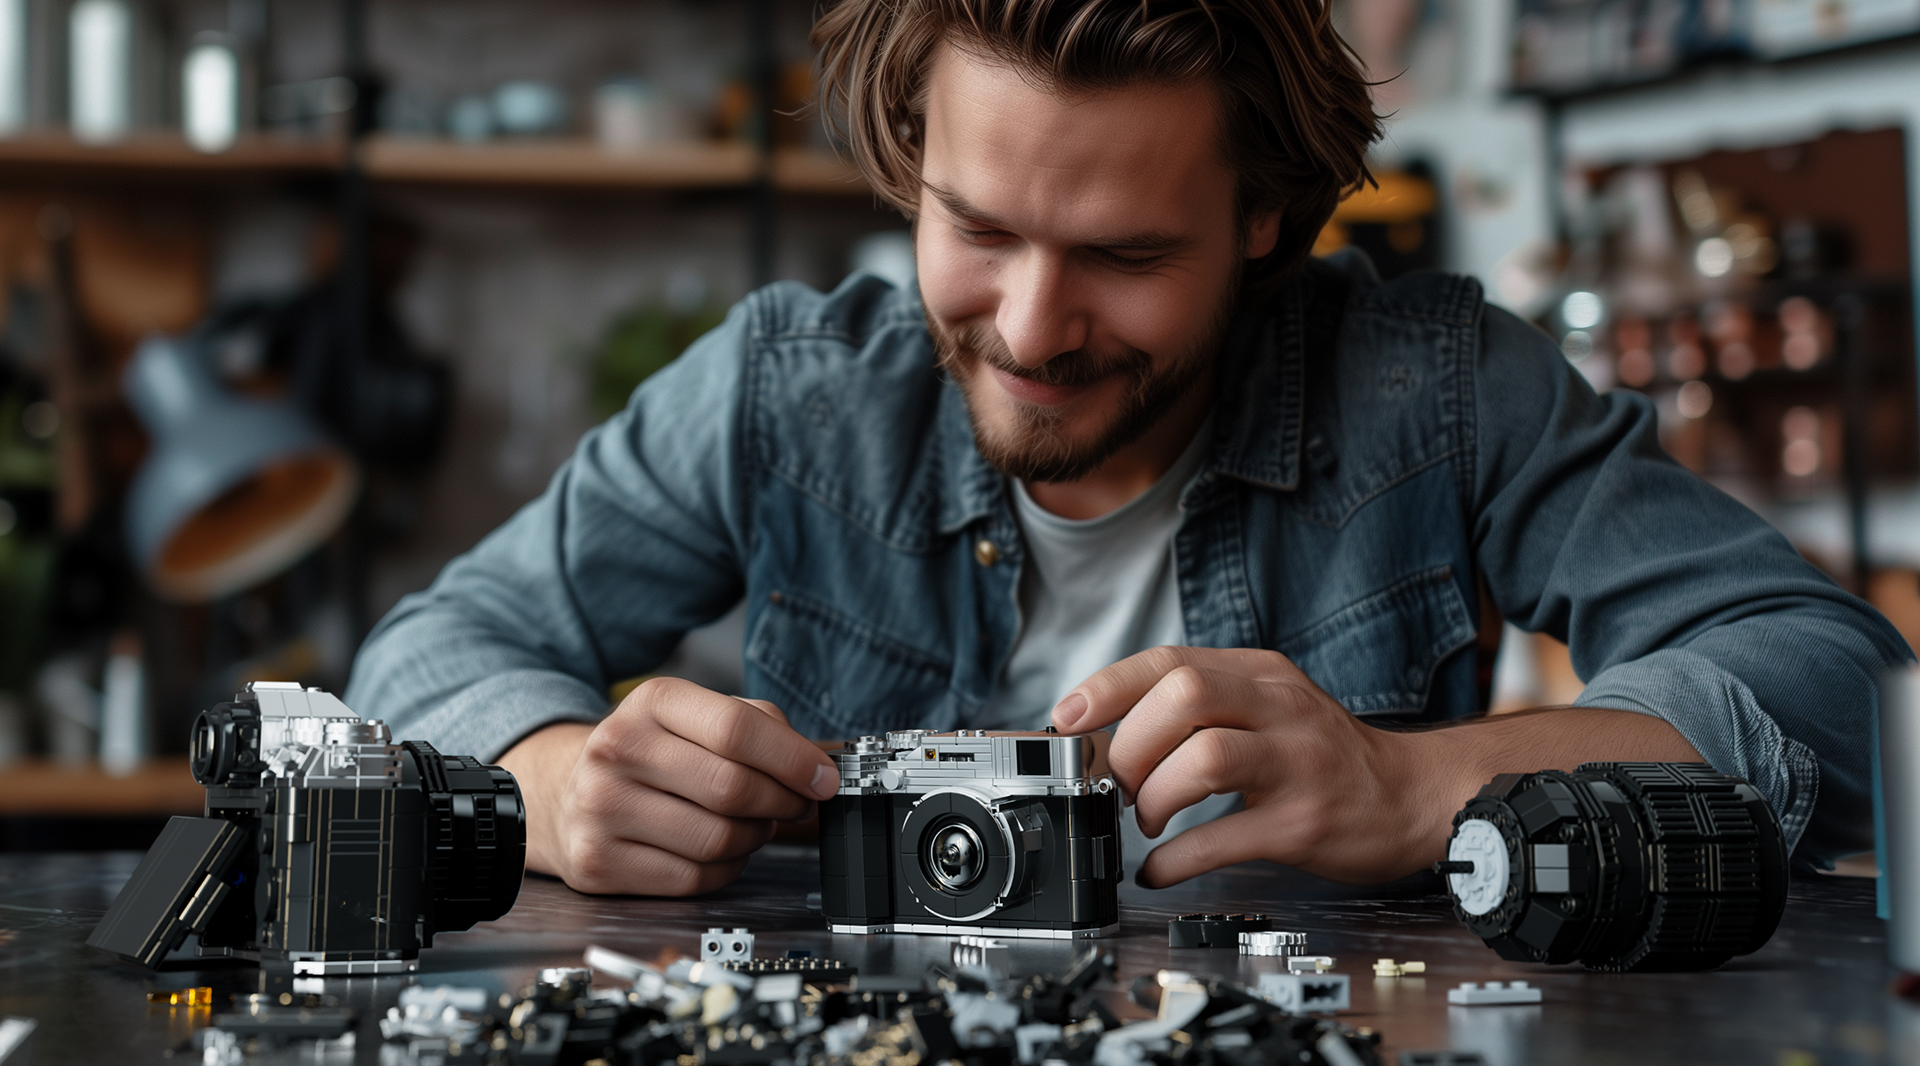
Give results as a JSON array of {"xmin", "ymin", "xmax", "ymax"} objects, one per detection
[{"xmin": 916, "ymin": 44, "xmax": 1278, "ymax": 483}]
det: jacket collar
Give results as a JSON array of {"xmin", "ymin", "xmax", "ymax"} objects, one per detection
[
  {"xmin": 937, "ymin": 379, "xmax": 1005, "ymax": 535},
  {"xmin": 1201, "ymin": 277, "xmax": 1306, "ymax": 493},
  {"xmin": 932, "ymin": 261, "xmax": 1333, "ymax": 534}
]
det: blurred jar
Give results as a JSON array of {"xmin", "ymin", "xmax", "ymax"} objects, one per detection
[
  {"xmin": 447, "ymin": 93, "xmax": 492, "ymax": 143},
  {"xmin": 493, "ymin": 80, "xmax": 568, "ymax": 136},
  {"xmin": 70, "ymin": 0, "xmax": 134, "ymax": 142},
  {"xmin": 594, "ymin": 79, "xmax": 690, "ymax": 153},
  {"xmin": 0, "ymin": 0, "xmax": 28, "ymax": 136},
  {"xmin": 182, "ymin": 32, "xmax": 240, "ymax": 153}
]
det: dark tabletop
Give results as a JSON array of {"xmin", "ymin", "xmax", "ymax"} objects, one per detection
[{"xmin": 0, "ymin": 845, "xmax": 1910, "ymax": 1065}]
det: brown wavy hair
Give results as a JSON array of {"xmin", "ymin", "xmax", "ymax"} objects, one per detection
[{"xmin": 812, "ymin": 0, "xmax": 1381, "ymax": 291}]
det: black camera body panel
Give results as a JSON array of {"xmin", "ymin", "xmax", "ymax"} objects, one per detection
[
  {"xmin": 819, "ymin": 730, "xmax": 1122, "ymax": 938},
  {"xmin": 88, "ymin": 682, "xmax": 524, "ymax": 974}
]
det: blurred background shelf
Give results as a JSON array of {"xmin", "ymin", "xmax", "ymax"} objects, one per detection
[
  {"xmin": 0, "ymin": 133, "xmax": 342, "ymax": 183},
  {"xmin": 0, "ymin": 759, "xmax": 201, "ymax": 816},
  {"xmin": 0, "ymin": 133, "xmax": 870, "ymax": 196},
  {"xmin": 360, "ymin": 137, "xmax": 868, "ymax": 195}
]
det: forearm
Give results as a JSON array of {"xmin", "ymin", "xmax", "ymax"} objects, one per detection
[{"xmin": 1390, "ymin": 707, "xmax": 1703, "ymax": 869}]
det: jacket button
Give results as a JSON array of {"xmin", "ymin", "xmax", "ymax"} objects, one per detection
[{"xmin": 974, "ymin": 539, "xmax": 1000, "ymax": 567}]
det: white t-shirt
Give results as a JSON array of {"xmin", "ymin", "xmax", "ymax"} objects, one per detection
[{"xmin": 980, "ymin": 422, "xmax": 1240, "ymax": 858}]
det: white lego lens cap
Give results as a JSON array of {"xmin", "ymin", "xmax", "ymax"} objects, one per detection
[{"xmin": 1448, "ymin": 818, "xmax": 1510, "ymax": 916}]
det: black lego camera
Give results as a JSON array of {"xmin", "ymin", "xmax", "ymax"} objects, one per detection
[
  {"xmin": 819, "ymin": 729, "xmax": 1123, "ymax": 939},
  {"xmin": 88, "ymin": 682, "xmax": 525, "ymax": 973}
]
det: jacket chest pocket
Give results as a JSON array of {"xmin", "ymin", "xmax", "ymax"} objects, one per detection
[
  {"xmin": 1274, "ymin": 565, "xmax": 1475, "ymax": 716},
  {"xmin": 745, "ymin": 590, "xmax": 959, "ymax": 739}
]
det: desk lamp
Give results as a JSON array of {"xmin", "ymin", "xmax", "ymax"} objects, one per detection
[{"xmin": 123, "ymin": 334, "xmax": 359, "ymax": 602}]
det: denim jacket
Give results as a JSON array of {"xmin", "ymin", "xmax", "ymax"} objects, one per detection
[{"xmin": 346, "ymin": 252, "xmax": 1912, "ymax": 867}]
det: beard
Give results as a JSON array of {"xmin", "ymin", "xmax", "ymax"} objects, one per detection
[{"xmin": 929, "ymin": 291, "xmax": 1234, "ymax": 484}]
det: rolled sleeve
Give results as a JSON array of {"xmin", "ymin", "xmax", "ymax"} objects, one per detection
[
  {"xmin": 345, "ymin": 302, "xmax": 755, "ymax": 761},
  {"xmin": 1578, "ymin": 649, "xmax": 1821, "ymax": 852}
]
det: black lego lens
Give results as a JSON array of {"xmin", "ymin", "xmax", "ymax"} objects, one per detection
[
  {"xmin": 925, "ymin": 820, "xmax": 986, "ymax": 893},
  {"xmin": 1441, "ymin": 761, "xmax": 1788, "ymax": 972},
  {"xmin": 402, "ymin": 741, "xmax": 527, "ymax": 938}
]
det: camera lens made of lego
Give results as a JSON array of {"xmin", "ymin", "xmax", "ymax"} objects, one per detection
[
  {"xmin": 818, "ymin": 729, "xmax": 1123, "ymax": 939},
  {"xmin": 89, "ymin": 682, "xmax": 526, "ymax": 974}
]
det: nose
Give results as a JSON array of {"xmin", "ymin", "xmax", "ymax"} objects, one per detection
[{"xmin": 995, "ymin": 249, "xmax": 1088, "ymax": 369}]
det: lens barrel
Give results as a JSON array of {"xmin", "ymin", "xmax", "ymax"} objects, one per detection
[
  {"xmin": 402, "ymin": 741, "xmax": 526, "ymax": 939},
  {"xmin": 1443, "ymin": 761, "xmax": 1788, "ymax": 972}
]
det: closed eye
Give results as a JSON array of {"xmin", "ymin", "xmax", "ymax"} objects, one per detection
[{"xmin": 1089, "ymin": 247, "xmax": 1167, "ymax": 269}]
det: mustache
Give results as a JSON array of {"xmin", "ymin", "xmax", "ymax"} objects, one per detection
[{"xmin": 934, "ymin": 320, "xmax": 1152, "ymax": 388}]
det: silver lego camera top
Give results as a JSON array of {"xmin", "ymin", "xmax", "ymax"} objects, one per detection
[
  {"xmin": 246, "ymin": 681, "xmax": 400, "ymax": 790},
  {"xmin": 832, "ymin": 729, "xmax": 1116, "ymax": 797}
]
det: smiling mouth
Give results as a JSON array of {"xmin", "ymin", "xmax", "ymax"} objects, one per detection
[{"xmin": 988, "ymin": 365, "xmax": 1110, "ymax": 407}]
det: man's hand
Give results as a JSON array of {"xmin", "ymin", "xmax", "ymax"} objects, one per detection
[
  {"xmin": 1050, "ymin": 646, "xmax": 1702, "ymax": 888},
  {"xmin": 498, "ymin": 678, "xmax": 840, "ymax": 896}
]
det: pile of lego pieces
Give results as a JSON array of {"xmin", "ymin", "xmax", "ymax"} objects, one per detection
[{"xmin": 378, "ymin": 942, "xmax": 1385, "ymax": 1066}]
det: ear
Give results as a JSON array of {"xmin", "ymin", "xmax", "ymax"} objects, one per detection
[{"xmin": 1244, "ymin": 210, "xmax": 1282, "ymax": 260}]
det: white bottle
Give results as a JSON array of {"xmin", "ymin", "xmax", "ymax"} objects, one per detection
[
  {"xmin": 99, "ymin": 636, "xmax": 146, "ymax": 777},
  {"xmin": 0, "ymin": 0, "xmax": 29, "ymax": 135},
  {"xmin": 69, "ymin": 0, "xmax": 133, "ymax": 143},
  {"xmin": 183, "ymin": 33, "xmax": 239, "ymax": 152}
]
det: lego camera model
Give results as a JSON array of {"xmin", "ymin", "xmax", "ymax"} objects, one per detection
[
  {"xmin": 1439, "ymin": 761, "xmax": 1788, "ymax": 972},
  {"xmin": 819, "ymin": 729, "xmax": 1123, "ymax": 938},
  {"xmin": 88, "ymin": 681, "xmax": 525, "ymax": 974}
]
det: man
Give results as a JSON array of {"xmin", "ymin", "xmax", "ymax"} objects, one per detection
[{"xmin": 347, "ymin": 0, "xmax": 1909, "ymax": 897}]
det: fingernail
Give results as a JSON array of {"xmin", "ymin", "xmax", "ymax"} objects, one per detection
[
  {"xmin": 1053, "ymin": 693, "xmax": 1087, "ymax": 730},
  {"xmin": 810, "ymin": 763, "xmax": 839, "ymax": 800}
]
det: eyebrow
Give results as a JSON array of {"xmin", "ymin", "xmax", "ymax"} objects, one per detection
[{"xmin": 924, "ymin": 181, "xmax": 1197, "ymax": 253}]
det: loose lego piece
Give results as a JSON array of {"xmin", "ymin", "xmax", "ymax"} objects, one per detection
[
  {"xmin": 585, "ymin": 943, "xmax": 656, "ymax": 984},
  {"xmin": 196, "ymin": 1028, "xmax": 243, "ymax": 1066},
  {"xmin": 724, "ymin": 956, "xmax": 859, "ymax": 981},
  {"xmin": 1169, "ymin": 912, "xmax": 1272, "ymax": 948},
  {"xmin": 1288, "ymin": 955, "xmax": 1337, "ymax": 973},
  {"xmin": 1373, "ymin": 959, "xmax": 1427, "ymax": 978},
  {"xmin": 1446, "ymin": 981, "xmax": 1542, "ymax": 1006},
  {"xmin": 380, "ymin": 986, "xmax": 487, "ymax": 1044},
  {"xmin": 702, "ymin": 926, "xmax": 754, "ymax": 962},
  {"xmin": 0, "ymin": 1018, "xmax": 34, "ymax": 1066},
  {"xmin": 1240, "ymin": 930, "xmax": 1310, "ymax": 956},
  {"xmin": 208, "ymin": 1005, "xmax": 358, "ymax": 1040},
  {"xmin": 953, "ymin": 935, "xmax": 1012, "ymax": 977},
  {"xmin": 146, "ymin": 986, "xmax": 215, "ymax": 1006},
  {"xmin": 1257, "ymin": 972, "xmax": 1352, "ymax": 1013}
]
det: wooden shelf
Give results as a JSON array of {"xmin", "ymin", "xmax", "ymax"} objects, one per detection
[
  {"xmin": 0, "ymin": 759, "xmax": 203, "ymax": 817},
  {"xmin": 0, "ymin": 133, "xmax": 342, "ymax": 181},
  {"xmin": 0, "ymin": 132, "xmax": 871, "ymax": 195},
  {"xmin": 361, "ymin": 136, "xmax": 869, "ymax": 195},
  {"xmin": 363, "ymin": 136, "xmax": 754, "ymax": 189}
]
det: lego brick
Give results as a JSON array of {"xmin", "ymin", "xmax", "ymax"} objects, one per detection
[
  {"xmin": 1169, "ymin": 913, "xmax": 1271, "ymax": 949},
  {"xmin": 1256, "ymin": 972, "xmax": 1351, "ymax": 1013},
  {"xmin": 1446, "ymin": 981, "xmax": 1542, "ymax": 1006}
]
